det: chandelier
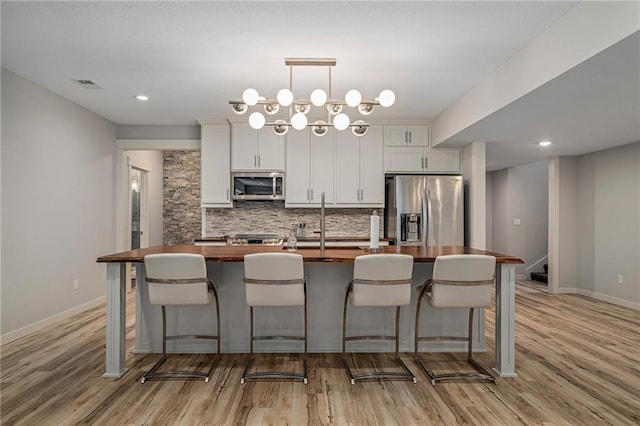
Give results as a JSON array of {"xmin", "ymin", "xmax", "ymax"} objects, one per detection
[{"xmin": 229, "ymin": 58, "xmax": 395, "ymax": 137}]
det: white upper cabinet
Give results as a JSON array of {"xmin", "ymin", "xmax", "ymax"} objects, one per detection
[
  {"xmin": 383, "ymin": 123, "xmax": 460, "ymax": 173},
  {"xmin": 285, "ymin": 128, "xmax": 335, "ymax": 207},
  {"xmin": 385, "ymin": 146, "xmax": 461, "ymax": 173},
  {"xmin": 336, "ymin": 125, "xmax": 384, "ymax": 207},
  {"xmin": 200, "ymin": 121, "xmax": 232, "ymax": 208},
  {"xmin": 384, "ymin": 124, "xmax": 429, "ymax": 147},
  {"xmin": 231, "ymin": 123, "xmax": 285, "ymax": 171}
]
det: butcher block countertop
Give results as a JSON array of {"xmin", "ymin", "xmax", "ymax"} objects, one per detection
[{"xmin": 97, "ymin": 245, "xmax": 524, "ymax": 264}]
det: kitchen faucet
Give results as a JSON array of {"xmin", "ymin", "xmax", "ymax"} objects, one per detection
[{"xmin": 320, "ymin": 191, "xmax": 325, "ymax": 251}]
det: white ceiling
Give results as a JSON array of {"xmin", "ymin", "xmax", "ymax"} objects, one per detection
[{"xmin": 2, "ymin": 1, "xmax": 638, "ymax": 171}]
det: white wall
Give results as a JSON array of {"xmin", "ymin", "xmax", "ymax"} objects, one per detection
[
  {"xmin": 575, "ymin": 143, "xmax": 639, "ymax": 304},
  {"xmin": 489, "ymin": 161, "xmax": 548, "ymax": 276},
  {"xmin": 485, "ymin": 172, "xmax": 493, "ymax": 251},
  {"xmin": 1, "ymin": 69, "xmax": 117, "ymax": 342}
]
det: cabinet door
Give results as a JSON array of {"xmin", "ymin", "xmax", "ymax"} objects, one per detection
[
  {"xmin": 407, "ymin": 125, "xmax": 429, "ymax": 146},
  {"xmin": 385, "ymin": 146, "xmax": 425, "ymax": 172},
  {"xmin": 359, "ymin": 126, "xmax": 384, "ymax": 205},
  {"xmin": 310, "ymin": 129, "xmax": 335, "ymax": 204},
  {"xmin": 384, "ymin": 124, "xmax": 429, "ymax": 147},
  {"xmin": 384, "ymin": 125, "xmax": 410, "ymax": 146},
  {"xmin": 424, "ymin": 149, "xmax": 461, "ymax": 172},
  {"xmin": 257, "ymin": 130, "xmax": 285, "ymax": 170},
  {"xmin": 285, "ymin": 129, "xmax": 311, "ymax": 204},
  {"xmin": 336, "ymin": 131, "xmax": 361, "ymax": 204},
  {"xmin": 201, "ymin": 124, "xmax": 232, "ymax": 207},
  {"xmin": 231, "ymin": 123, "xmax": 257, "ymax": 170}
]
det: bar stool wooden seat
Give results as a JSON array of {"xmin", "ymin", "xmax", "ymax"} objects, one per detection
[
  {"xmin": 241, "ymin": 253, "xmax": 307, "ymax": 384},
  {"xmin": 342, "ymin": 254, "xmax": 417, "ymax": 384},
  {"xmin": 141, "ymin": 253, "xmax": 220, "ymax": 383},
  {"xmin": 414, "ymin": 254, "xmax": 497, "ymax": 385}
]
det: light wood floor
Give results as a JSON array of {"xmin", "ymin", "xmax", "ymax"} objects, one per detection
[{"xmin": 1, "ymin": 281, "xmax": 638, "ymax": 425}]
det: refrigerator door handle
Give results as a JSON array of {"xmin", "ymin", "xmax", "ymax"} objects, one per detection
[{"xmin": 422, "ymin": 187, "xmax": 430, "ymax": 246}]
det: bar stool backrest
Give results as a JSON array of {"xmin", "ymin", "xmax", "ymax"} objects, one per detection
[
  {"xmin": 352, "ymin": 254, "xmax": 414, "ymax": 306},
  {"xmin": 244, "ymin": 253, "xmax": 305, "ymax": 307},
  {"xmin": 144, "ymin": 253, "xmax": 211, "ymax": 306},
  {"xmin": 430, "ymin": 254, "xmax": 496, "ymax": 308}
]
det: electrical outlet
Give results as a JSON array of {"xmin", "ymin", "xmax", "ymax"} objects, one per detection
[
  {"xmin": 513, "ymin": 218, "xmax": 521, "ymax": 226},
  {"xmin": 617, "ymin": 275, "xmax": 623, "ymax": 284},
  {"xmin": 73, "ymin": 279, "xmax": 79, "ymax": 290}
]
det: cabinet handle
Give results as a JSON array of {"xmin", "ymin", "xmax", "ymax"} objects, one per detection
[
  {"xmin": 257, "ymin": 155, "xmax": 261, "ymax": 168},
  {"xmin": 409, "ymin": 131, "xmax": 412, "ymax": 143},
  {"xmin": 254, "ymin": 155, "xmax": 257, "ymax": 167},
  {"xmin": 310, "ymin": 188, "xmax": 313, "ymax": 201},
  {"xmin": 405, "ymin": 131, "xmax": 409, "ymax": 144},
  {"xmin": 424, "ymin": 157, "xmax": 428, "ymax": 169},
  {"xmin": 421, "ymin": 157, "xmax": 424, "ymax": 169},
  {"xmin": 226, "ymin": 188, "xmax": 230, "ymax": 200}
]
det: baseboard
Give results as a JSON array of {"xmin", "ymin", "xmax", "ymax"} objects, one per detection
[
  {"xmin": 552, "ymin": 287, "xmax": 639, "ymax": 310},
  {"xmin": 0, "ymin": 296, "xmax": 106, "ymax": 346},
  {"xmin": 575, "ymin": 289, "xmax": 640, "ymax": 311}
]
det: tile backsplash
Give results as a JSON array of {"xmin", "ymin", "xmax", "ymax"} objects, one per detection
[{"xmin": 205, "ymin": 202, "xmax": 382, "ymax": 238}]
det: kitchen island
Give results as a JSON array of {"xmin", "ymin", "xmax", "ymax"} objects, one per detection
[{"xmin": 97, "ymin": 245, "xmax": 523, "ymax": 379}]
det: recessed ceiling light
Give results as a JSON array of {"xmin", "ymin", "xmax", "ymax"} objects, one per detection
[
  {"xmin": 539, "ymin": 140, "xmax": 552, "ymax": 146},
  {"xmin": 134, "ymin": 94, "xmax": 149, "ymax": 101}
]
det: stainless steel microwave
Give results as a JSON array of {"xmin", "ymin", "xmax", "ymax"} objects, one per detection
[{"xmin": 232, "ymin": 172, "xmax": 285, "ymax": 200}]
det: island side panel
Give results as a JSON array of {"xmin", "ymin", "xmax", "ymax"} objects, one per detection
[
  {"xmin": 133, "ymin": 261, "xmax": 482, "ymax": 354},
  {"xmin": 495, "ymin": 263, "xmax": 517, "ymax": 377},
  {"xmin": 104, "ymin": 263, "xmax": 127, "ymax": 378}
]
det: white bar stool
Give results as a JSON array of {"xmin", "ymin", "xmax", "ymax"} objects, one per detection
[
  {"xmin": 141, "ymin": 253, "xmax": 220, "ymax": 383},
  {"xmin": 414, "ymin": 254, "xmax": 497, "ymax": 385},
  {"xmin": 342, "ymin": 254, "xmax": 417, "ymax": 384},
  {"xmin": 242, "ymin": 253, "xmax": 307, "ymax": 384}
]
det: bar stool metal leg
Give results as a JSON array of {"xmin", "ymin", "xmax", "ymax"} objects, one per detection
[
  {"xmin": 141, "ymin": 302, "xmax": 220, "ymax": 383},
  {"xmin": 414, "ymin": 295, "xmax": 496, "ymax": 385},
  {"xmin": 342, "ymin": 283, "xmax": 417, "ymax": 384},
  {"xmin": 241, "ymin": 300, "xmax": 308, "ymax": 384}
]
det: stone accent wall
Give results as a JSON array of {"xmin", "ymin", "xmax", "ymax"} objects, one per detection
[
  {"xmin": 163, "ymin": 150, "xmax": 201, "ymax": 244},
  {"xmin": 205, "ymin": 202, "xmax": 382, "ymax": 238}
]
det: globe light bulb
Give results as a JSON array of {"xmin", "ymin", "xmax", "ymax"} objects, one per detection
[
  {"xmin": 273, "ymin": 119, "xmax": 289, "ymax": 135},
  {"xmin": 378, "ymin": 89, "xmax": 395, "ymax": 107},
  {"xmin": 291, "ymin": 113, "xmax": 308, "ymax": 130},
  {"xmin": 352, "ymin": 120, "xmax": 368, "ymax": 136},
  {"xmin": 310, "ymin": 89, "xmax": 327, "ymax": 106},
  {"xmin": 277, "ymin": 89, "xmax": 293, "ymax": 106},
  {"xmin": 333, "ymin": 113, "xmax": 350, "ymax": 131},
  {"xmin": 327, "ymin": 103, "xmax": 343, "ymax": 115},
  {"xmin": 264, "ymin": 103, "xmax": 279, "ymax": 115},
  {"xmin": 248, "ymin": 112, "xmax": 265, "ymax": 129},
  {"xmin": 231, "ymin": 103, "xmax": 248, "ymax": 115},
  {"xmin": 345, "ymin": 90, "xmax": 362, "ymax": 107},
  {"xmin": 242, "ymin": 88, "xmax": 260, "ymax": 106},
  {"xmin": 312, "ymin": 120, "xmax": 328, "ymax": 137}
]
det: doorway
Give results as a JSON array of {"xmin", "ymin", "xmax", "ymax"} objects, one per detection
[{"xmin": 128, "ymin": 166, "xmax": 148, "ymax": 290}]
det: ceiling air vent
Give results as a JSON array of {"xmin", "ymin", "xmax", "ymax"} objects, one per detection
[{"xmin": 71, "ymin": 79, "xmax": 103, "ymax": 89}]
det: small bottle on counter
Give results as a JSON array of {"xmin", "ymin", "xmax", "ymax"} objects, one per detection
[{"xmin": 287, "ymin": 227, "xmax": 298, "ymax": 251}]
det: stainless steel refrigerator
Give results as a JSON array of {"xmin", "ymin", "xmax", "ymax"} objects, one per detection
[{"xmin": 385, "ymin": 175, "xmax": 464, "ymax": 246}]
